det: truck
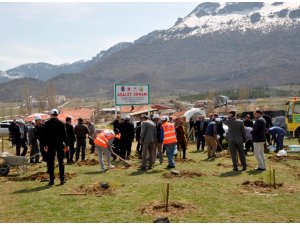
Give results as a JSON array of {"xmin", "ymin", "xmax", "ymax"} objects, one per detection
[{"xmin": 286, "ymin": 97, "xmax": 300, "ymax": 143}]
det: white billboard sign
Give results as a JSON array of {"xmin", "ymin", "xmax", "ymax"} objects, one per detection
[{"xmin": 114, "ymin": 84, "xmax": 150, "ymax": 106}]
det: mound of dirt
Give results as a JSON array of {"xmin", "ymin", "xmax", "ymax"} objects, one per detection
[
  {"xmin": 73, "ymin": 182, "xmax": 114, "ymax": 196},
  {"xmin": 162, "ymin": 170, "xmax": 204, "ymax": 179},
  {"xmin": 139, "ymin": 201, "xmax": 196, "ymax": 218},
  {"xmin": 268, "ymin": 155, "xmax": 300, "ymax": 162},
  {"xmin": 241, "ymin": 180, "xmax": 283, "ymax": 193},
  {"xmin": 75, "ymin": 159, "xmax": 99, "ymax": 166}
]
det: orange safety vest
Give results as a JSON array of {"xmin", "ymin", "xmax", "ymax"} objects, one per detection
[
  {"xmin": 161, "ymin": 122, "xmax": 177, "ymax": 144},
  {"xmin": 94, "ymin": 130, "xmax": 115, "ymax": 148}
]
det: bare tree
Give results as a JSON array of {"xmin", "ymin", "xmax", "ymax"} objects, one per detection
[
  {"xmin": 239, "ymin": 87, "xmax": 249, "ymax": 112},
  {"xmin": 22, "ymin": 81, "xmax": 32, "ymax": 115},
  {"xmin": 47, "ymin": 81, "xmax": 57, "ymax": 110},
  {"xmin": 206, "ymin": 89, "xmax": 215, "ymax": 114}
]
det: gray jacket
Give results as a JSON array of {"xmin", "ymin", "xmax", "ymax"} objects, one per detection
[
  {"xmin": 140, "ymin": 120, "xmax": 157, "ymax": 143},
  {"xmin": 223, "ymin": 118, "xmax": 246, "ymax": 144}
]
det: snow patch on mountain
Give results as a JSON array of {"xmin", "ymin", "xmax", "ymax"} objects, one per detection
[{"xmin": 153, "ymin": 2, "xmax": 300, "ymax": 40}]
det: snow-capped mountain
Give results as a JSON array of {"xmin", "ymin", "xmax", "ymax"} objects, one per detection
[
  {"xmin": 137, "ymin": 2, "xmax": 300, "ymax": 42},
  {"xmin": 3, "ymin": 42, "xmax": 132, "ymax": 82},
  {"xmin": 0, "ymin": 70, "xmax": 18, "ymax": 83}
]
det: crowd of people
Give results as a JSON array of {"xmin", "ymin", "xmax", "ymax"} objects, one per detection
[{"xmin": 6, "ymin": 107, "xmax": 286, "ymax": 185}]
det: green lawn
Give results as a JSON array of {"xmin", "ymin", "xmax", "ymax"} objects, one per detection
[{"xmin": 0, "ymin": 137, "xmax": 300, "ymax": 223}]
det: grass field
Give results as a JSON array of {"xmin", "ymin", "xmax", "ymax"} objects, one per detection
[{"xmin": 0, "ymin": 137, "xmax": 300, "ymax": 223}]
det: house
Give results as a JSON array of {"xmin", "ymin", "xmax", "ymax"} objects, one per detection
[{"xmin": 61, "ymin": 107, "xmax": 96, "ymax": 121}]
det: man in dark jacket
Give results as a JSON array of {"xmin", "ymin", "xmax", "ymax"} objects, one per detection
[
  {"xmin": 43, "ymin": 109, "xmax": 69, "ymax": 185},
  {"xmin": 135, "ymin": 120, "xmax": 142, "ymax": 158},
  {"xmin": 223, "ymin": 111, "xmax": 247, "ymax": 171},
  {"xmin": 118, "ymin": 115, "xmax": 134, "ymax": 159},
  {"xmin": 113, "ymin": 115, "xmax": 121, "ymax": 130},
  {"xmin": 74, "ymin": 118, "xmax": 89, "ymax": 161},
  {"xmin": 153, "ymin": 114, "xmax": 163, "ymax": 164},
  {"xmin": 8, "ymin": 119, "xmax": 16, "ymax": 147},
  {"xmin": 13, "ymin": 119, "xmax": 28, "ymax": 156},
  {"xmin": 65, "ymin": 117, "xmax": 76, "ymax": 163},
  {"xmin": 251, "ymin": 109, "xmax": 267, "ymax": 171},
  {"xmin": 194, "ymin": 115, "xmax": 208, "ymax": 151}
]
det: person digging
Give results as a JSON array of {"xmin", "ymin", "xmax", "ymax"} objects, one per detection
[{"xmin": 93, "ymin": 129, "xmax": 116, "ymax": 171}]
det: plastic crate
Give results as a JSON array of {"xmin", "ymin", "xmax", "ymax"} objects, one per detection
[{"xmin": 287, "ymin": 145, "xmax": 300, "ymax": 153}]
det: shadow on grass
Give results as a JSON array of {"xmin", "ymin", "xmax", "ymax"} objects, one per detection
[
  {"xmin": 218, "ymin": 170, "xmax": 242, "ymax": 177},
  {"xmin": 247, "ymin": 170, "xmax": 266, "ymax": 175},
  {"xmin": 129, "ymin": 170, "xmax": 147, "ymax": 176},
  {"xmin": 13, "ymin": 185, "xmax": 52, "ymax": 194}
]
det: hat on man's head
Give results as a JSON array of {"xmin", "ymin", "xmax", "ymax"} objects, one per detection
[
  {"xmin": 124, "ymin": 115, "xmax": 130, "ymax": 121},
  {"xmin": 35, "ymin": 115, "xmax": 42, "ymax": 121},
  {"xmin": 161, "ymin": 116, "xmax": 168, "ymax": 121},
  {"xmin": 255, "ymin": 108, "xmax": 263, "ymax": 114},
  {"xmin": 17, "ymin": 119, "xmax": 25, "ymax": 124},
  {"xmin": 153, "ymin": 114, "xmax": 160, "ymax": 119},
  {"xmin": 50, "ymin": 109, "xmax": 59, "ymax": 116}
]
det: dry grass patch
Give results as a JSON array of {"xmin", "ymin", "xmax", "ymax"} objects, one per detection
[{"xmin": 139, "ymin": 200, "xmax": 196, "ymax": 218}]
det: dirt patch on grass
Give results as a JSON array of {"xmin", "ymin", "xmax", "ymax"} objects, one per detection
[
  {"xmin": 73, "ymin": 182, "xmax": 114, "ymax": 196},
  {"xmin": 139, "ymin": 201, "xmax": 196, "ymax": 218},
  {"xmin": 216, "ymin": 163, "xmax": 232, "ymax": 168},
  {"xmin": 20, "ymin": 172, "xmax": 77, "ymax": 181},
  {"xmin": 217, "ymin": 151, "xmax": 231, "ymax": 158},
  {"xmin": 75, "ymin": 159, "xmax": 99, "ymax": 166},
  {"xmin": 162, "ymin": 170, "xmax": 204, "ymax": 179},
  {"xmin": 240, "ymin": 180, "xmax": 286, "ymax": 194},
  {"xmin": 268, "ymin": 155, "xmax": 300, "ymax": 162}
]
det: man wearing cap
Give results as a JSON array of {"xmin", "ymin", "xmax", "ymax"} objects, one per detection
[
  {"xmin": 251, "ymin": 109, "xmax": 267, "ymax": 171},
  {"xmin": 160, "ymin": 116, "xmax": 177, "ymax": 168},
  {"xmin": 118, "ymin": 115, "xmax": 134, "ymax": 159},
  {"xmin": 139, "ymin": 115, "xmax": 156, "ymax": 170},
  {"xmin": 223, "ymin": 111, "xmax": 247, "ymax": 171},
  {"xmin": 13, "ymin": 119, "xmax": 28, "ymax": 156},
  {"xmin": 43, "ymin": 109, "xmax": 69, "ymax": 185}
]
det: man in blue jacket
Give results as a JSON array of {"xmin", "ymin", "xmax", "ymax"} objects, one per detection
[{"xmin": 266, "ymin": 126, "xmax": 286, "ymax": 152}]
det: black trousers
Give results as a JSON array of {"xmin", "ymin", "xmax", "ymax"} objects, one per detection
[
  {"xmin": 76, "ymin": 138, "xmax": 86, "ymax": 161},
  {"xmin": 177, "ymin": 141, "xmax": 187, "ymax": 159},
  {"xmin": 245, "ymin": 140, "xmax": 253, "ymax": 154},
  {"xmin": 65, "ymin": 141, "xmax": 75, "ymax": 162},
  {"xmin": 196, "ymin": 133, "xmax": 205, "ymax": 150},
  {"xmin": 120, "ymin": 140, "xmax": 132, "ymax": 159},
  {"xmin": 88, "ymin": 137, "xmax": 95, "ymax": 153},
  {"xmin": 30, "ymin": 143, "xmax": 40, "ymax": 163},
  {"xmin": 16, "ymin": 139, "xmax": 28, "ymax": 156},
  {"xmin": 47, "ymin": 147, "xmax": 65, "ymax": 182}
]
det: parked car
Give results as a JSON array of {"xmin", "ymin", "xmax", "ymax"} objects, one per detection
[{"xmin": 0, "ymin": 120, "xmax": 12, "ymax": 134}]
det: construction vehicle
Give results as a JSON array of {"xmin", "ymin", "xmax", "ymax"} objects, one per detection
[{"xmin": 286, "ymin": 97, "xmax": 300, "ymax": 143}]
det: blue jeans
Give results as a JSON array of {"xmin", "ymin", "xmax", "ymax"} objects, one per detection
[
  {"xmin": 164, "ymin": 143, "xmax": 176, "ymax": 167},
  {"xmin": 275, "ymin": 134, "xmax": 284, "ymax": 151}
]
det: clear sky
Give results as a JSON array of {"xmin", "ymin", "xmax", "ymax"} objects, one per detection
[{"xmin": 0, "ymin": 2, "xmax": 199, "ymax": 71}]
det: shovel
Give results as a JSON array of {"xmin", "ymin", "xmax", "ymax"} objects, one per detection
[{"xmin": 108, "ymin": 146, "xmax": 132, "ymax": 167}]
